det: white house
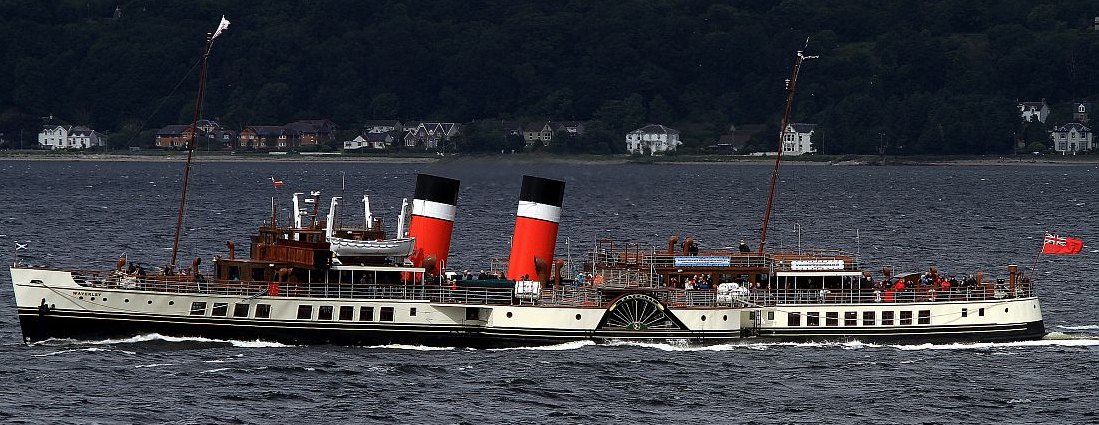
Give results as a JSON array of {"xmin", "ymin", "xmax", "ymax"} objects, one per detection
[
  {"xmin": 38, "ymin": 125, "xmax": 103, "ymax": 150},
  {"xmin": 1050, "ymin": 123, "xmax": 1093, "ymax": 154},
  {"xmin": 781, "ymin": 123, "xmax": 817, "ymax": 155},
  {"xmin": 344, "ymin": 135, "xmax": 369, "ymax": 151},
  {"xmin": 1018, "ymin": 100, "xmax": 1049, "ymax": 123},
  {"xmin": 626, "ymin": 124, "xmax": 681, "ymax": 155}
]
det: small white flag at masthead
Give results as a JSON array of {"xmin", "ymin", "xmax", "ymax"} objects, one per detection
[{"xmin": 212, "ymin": 15, "xmax": 230, "ymax": 40}]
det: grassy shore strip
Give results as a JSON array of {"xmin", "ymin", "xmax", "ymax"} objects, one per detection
[{"xmin": 2, "ymin": 150, "xmax": 1099, "ymax": 165}]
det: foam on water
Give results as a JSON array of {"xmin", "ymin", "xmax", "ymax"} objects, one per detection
[
  {"xmin": 134, "ymin": 363, "xmax": 174, "ymax": 368},
  {"xmin": 488, "ymin": 340, "xmax": 596, "ymax": 351},
  {"xmin": 32, "ymin": 346, "xmax": 136, "ymax": 357},
  {"xmin": 1056, "ymin": 324, "xmax": 1099, "ymax": 330},
  {"xmin": 363, "ymin": 344, "xmax": 455, "ymax": 351},
  {"xmin": 891, "ymin": 337, "xmax": 1099, "ymax": 351},
  {"xmin": 34, "ymin": 333, "xmax": 292, "ymax": 348}
]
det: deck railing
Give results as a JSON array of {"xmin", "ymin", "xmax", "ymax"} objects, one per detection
[{"xmin": 67, "ymin": 272, "xmax": 1033, "ymax": 309}]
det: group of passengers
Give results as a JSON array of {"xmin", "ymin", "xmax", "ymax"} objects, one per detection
[
  {"xmin": 872, "ymin": 270, "xmax": 1003, "ymax": 303},
  {"xmin": 461, "ymin": 270, "xmax": 504, "ymax": 280}
]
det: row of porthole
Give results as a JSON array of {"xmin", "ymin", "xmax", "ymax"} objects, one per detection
[
  {"xmin": 503, "ymin": 311, "xmax": 585, "ymax": 320},
  {"xmin": 78, "ymin": 296, "xmax": 175, "ymax": 306}
]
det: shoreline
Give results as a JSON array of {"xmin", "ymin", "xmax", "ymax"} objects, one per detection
[{"xmin": 1, "ymin": 152, "xmax": 1098, "ymax": 166}]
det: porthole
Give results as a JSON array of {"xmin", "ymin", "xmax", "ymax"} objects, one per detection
[
  {"xmin": 723, "ymin": 315, "xmax": 728, "ymax": 321},
  {"xmin": 102, "ymin": 298, "xmax": 107, "ymax": 302},
  {"xmin": 506, "ymin": 312, "xmax": 513, "ymax": 318},
  {"xmin": 701, "ymin": 315, "xmax": 707, "ymax": 321},
  {"xmin": 148, "ymin": 300, "xmax": 153, "ymax": 304},
  {"xmin": 575, "ymin": 314, "xmax": 581, "ymax": 320},
  {"xmin": 124, "ymin": 299, "xmax": 129, "ymax": 303},
  {"xmin": 90, "ymin": 297, "xmax": 95, "ymax": 301},
  {"xmin": 169, "ymin": 301, "xmax": 175, "ymax": 306},
  {"xmin": 1004, "ymin": 308, "xmax": 1009, "ymax": 313},
  {"xmin": 78, "ymin": 296, "xmax": 84, "ymax": 300}
]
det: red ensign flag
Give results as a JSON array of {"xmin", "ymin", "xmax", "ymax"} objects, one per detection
[
  {"xmin": 1042, "ymin": 234, "xmax": 1083, "ymax": 255},
  {"xmin": 270, "ymin": 177, "xmax": 285, "ymax": 188}
]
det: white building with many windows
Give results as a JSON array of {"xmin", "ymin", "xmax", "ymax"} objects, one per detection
[
  {"xmin": 626, "ymin": 124, "xmax": 681, "ymax": 155},
  {"xmin": 1050, "ymin": 122, "xmax": 1093, "ymax": 154},
  {"xmin": 38, "ymin": 125, "xmax": 103, "ymax": 150},
  {"xmin": 781, "ymin": 123, "xmax": 817, "ymax": 155}
]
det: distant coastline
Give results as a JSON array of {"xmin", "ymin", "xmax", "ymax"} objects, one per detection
[{"xmin": 1, "ymin": 151, "xmax": 1098, "ymax": 166}]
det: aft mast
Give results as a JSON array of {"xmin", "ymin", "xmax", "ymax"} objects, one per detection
[
  {"xmin": 169, "ymin": 16, "xmax": 230, "ymax": 270},
  {"xmin": 758, "ymin": 47, "xmax": 817, "ymax": 253}
]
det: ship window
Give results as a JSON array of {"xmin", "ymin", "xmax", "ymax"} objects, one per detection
[
  {"xmin": 900, "ymin": 311, "xmax": 913, "ymax": 325},
  {"xmin": 297, "ymin": 305, "xmax": 313, "ymax": 320},
  {"xmin": 212, "ymin": 302, "xmax": 229, "ymax": 316},
  {"xmin": 233, "ymin": 303, "xmax": 250, "ymax": 318},
  {"xmin": 252, "ymin": 268, "xmax": 265, "ymax": 281},
  {"xmin": 466, "ymin": 307, "xmax": 481, "ymax": 320},
  {"xmin": 380, "ymin": 307, "xmax": 394, "ymax": 322},
  {"xmin": 787, "ymin": 312, "xmax": 801, "ymax": 326},
  {"xmin": 918, "ymin": 310, "xmax": 931, "ymax": 325},
  {"xmin": 844, "ymin": 312, "xmax": 857, "ymax": 326},
  {"xmin": 767, "ymin": 311, "xmax": 774, "ymax": 321},
  {"xmin": 979, "ymin": 308, "xmax": 985, "ymax": 317},
  {"xmin": 255, "ymin": 304, "xmax": 271, "ymax": 318},
  {"xmin": 409, "ymin": 307, "xmax": 417, "ymax": 317},
  {"xmin": 825, "ymin": 312, "xmax": 839, "ymax": 326},
  {"xmin": 318, "ymin": 306, "xmax": 334, "ymax": 320},
  {"xmin": 360, "ymin": 306, "xmax": 374, "ymax": 321},
  {"xmin": 190, "ymin": 302, "xmax": 207, "ymax": 315},
  {"xmin": 961, "ymin": 308, "xmax": 968, "ymax": 318},
  {"xmin": 228, "ymin": 266, "xmax": 240, "ymax": 280},
  {"xmin": 882, "ymin": 311, "xmax": 895, "ymax": 325},
  {"xmin": 339, "ymin": 306, "xmax": 354, "ymax": 321},
  {"xmin": 863, "ymin": 311, "xmax": 875, "ymax": 326},
  {"xmin": 806, "ymin": 312, "xmax": 820, "ymax": 326}
]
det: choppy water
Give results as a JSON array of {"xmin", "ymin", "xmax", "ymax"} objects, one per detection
[{"xmin": 1, "ymin": 159, "xmax": 1097, "ymax": 423}]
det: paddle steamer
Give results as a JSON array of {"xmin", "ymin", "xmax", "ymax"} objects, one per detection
[{"xmin": 7, "ymin": 24, "xmax": 1044, "ymax": 346}]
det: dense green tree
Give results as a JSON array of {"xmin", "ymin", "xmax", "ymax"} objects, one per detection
[{"xmin": 2, "ymin": 0, "xmax": 1099, "ymax": 154}]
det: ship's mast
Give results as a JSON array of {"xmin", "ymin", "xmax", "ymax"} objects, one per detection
[
  {"xmin": 169, "ymin": 17, "xmax": 230, "ymax": 270},
  {"xmin": 759, "ymin": 48, "xmax": 817, "ymax": 253}
]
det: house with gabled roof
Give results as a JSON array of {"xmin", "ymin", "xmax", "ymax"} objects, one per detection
[
  {"xmin": 155, "ymin": 125, "xmax": 194, "ymax": 148},
  {"xmin": 1050, "ymin": 122, "xmax": 1093, "ymax": 154},
  {"xmin": 552, "ymin": 121, "xmax": 585, "ymax": 135},
  {"xmin": 284, "ymin": 119, "xmax": 337, "ymax": 146},
  {"xmin": 238, "ymin": 125, "xmax": 285, "ymax": 150},
  {"xmin": 626, "ymin": 124, "xmax": 681, "ymax": 155},
  {"xmin": 781, "ymin": 123, "xmax": 817, "ymax": 156},
  {"xmin": 1018, "ymin": 100, "xmax": 1049, "ymax": 123},
  {"xmin": 401, "ymin": 121, "xmax": 461, "ymax": 150},
  {"xmin": 522, "ymin": 122, "xmax": 554, "ymax": 147},
  {"xmin": 38, "ymin": 124, "xmax": 103, "ymax": 150}
]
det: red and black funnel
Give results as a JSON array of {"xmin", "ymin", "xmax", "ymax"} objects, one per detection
[
  {"xmin": 506, "ymin": 176, "xmax": 565, "ymax": 281},
  {"xmin": 408, "ymin": 174, "xmax": 460, "ymax": 275}
]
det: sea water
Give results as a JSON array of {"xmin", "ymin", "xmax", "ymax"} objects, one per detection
[{"xmin": 1, "ymin": 159, "xmax": 1096, "ymax": 423}]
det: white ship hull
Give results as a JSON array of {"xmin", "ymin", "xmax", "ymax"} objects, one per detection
[
  {"xmin": 756, "ymin": 298, "xmax": 1045, "ymax": 343},
  {"xmin": 11, "ymin": 268, "xmax": 752, "ymax": 346}
]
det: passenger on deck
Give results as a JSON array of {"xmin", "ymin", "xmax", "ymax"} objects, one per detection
[
  {"xmin": 739, "ymin": 240, "xmax": 751, "ymax": 253},
  {"xmin": 883, "ymin": 288, "xmax": 895, "ymax": 303},
  {"xmin": 592, "ymin": 274, "xmax": 605, "ymax": 286},
  {"xmin": 477, "ymin": 270, "xmax": 488, "ymax": 280}
]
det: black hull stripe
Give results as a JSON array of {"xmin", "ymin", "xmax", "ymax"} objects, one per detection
[{"xmin": 17, "ymin": 309, "xmax": 743, "ymax": 347}]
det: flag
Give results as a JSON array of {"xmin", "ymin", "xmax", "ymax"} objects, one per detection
[
  {"xmin": 270, "ymin": 177, "xmax": 285, "ymax": 188},
  {"xmin": 15, "ymin": 242, "xmax": 27, "ymax": 251},
  {"xmin": 212, "ymin": 16, "xmax": 230, "ymax": 40},
  {"xmin": 1042, "ymin": 234, "xmax": 1083, "ymax": 255}
]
